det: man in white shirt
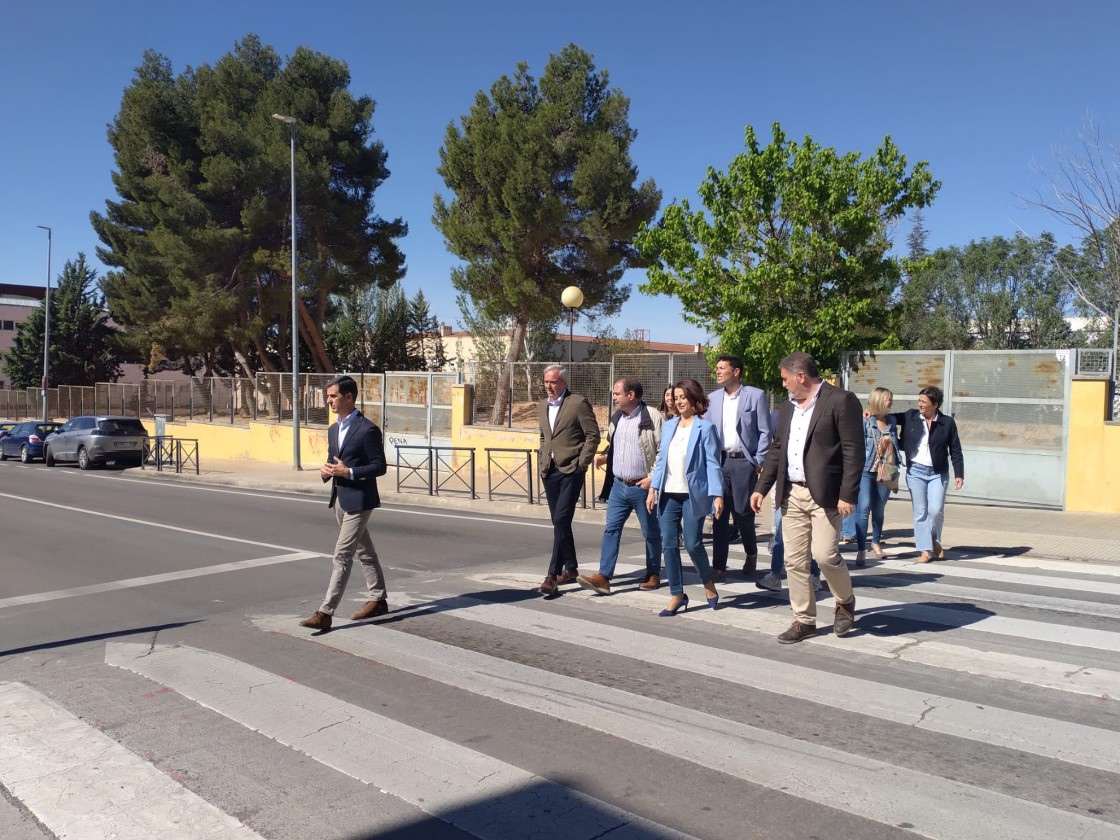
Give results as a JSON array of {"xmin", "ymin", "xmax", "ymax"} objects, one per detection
[{"xmin": 750, "ymin": 353, "xmax": 862, "ymax": 644}]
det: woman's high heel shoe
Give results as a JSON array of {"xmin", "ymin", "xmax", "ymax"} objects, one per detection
[
  {"xmin": 871, "ymin": 543, "xmax": 885, "ymax": 559},
  {"xmin": 705, "ymin": 587, "xmax": 719, "ymax": 610},
  {"xmin": 658, "ymin": 594, "xmax": 689, "ymax": 617}
]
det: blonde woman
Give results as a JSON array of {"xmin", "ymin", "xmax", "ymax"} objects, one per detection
[{"xmin": 854, "ymin": 387, "xmax": 900, "ymax": 565}]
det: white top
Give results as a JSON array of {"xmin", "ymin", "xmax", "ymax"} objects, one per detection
[
  {"xmin": 786, "ymin": 383, "xmax": 823, "ymax": 482},
  {"xmin": 336, "ymin": 409, "xmax": 359, "ymax": 450},
  {"xmin": 663, "ymin": 425, "xmax": 691, "ymax": 493},
  {"xmin": 721, "ymin": 386, "xmax": 741, "ymax": 455},
  {"xmin": 912, "ymin": 412, "xmax": 938, "ymax": 467}
]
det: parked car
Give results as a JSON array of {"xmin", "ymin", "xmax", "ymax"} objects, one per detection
[
  {"xmin": 0, "ymin": 421, "xmax": 62, "ymax": 463},
  {"xmin": 43, "ymin": 416, "xmax": 149, "ymax": 469}
]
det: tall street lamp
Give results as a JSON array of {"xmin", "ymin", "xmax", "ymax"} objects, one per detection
[
  {"xmin": 272, "ymin": 113, "xmax": 301, "ymax": 470},
  {"xmin": 35, "ymin": 225, "xmax": 51, "ymax": 422},
  {"xmin": 561, "ymin": 286, "xmax": 584, "ymax": 366}
]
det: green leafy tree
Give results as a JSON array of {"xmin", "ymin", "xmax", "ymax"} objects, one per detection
[
  {"xmin": 636, "ymin": 122, "xmax": 939, "ymax": 384},
  {"xmin": 4, "ymin": 254, "xmax": 122, "ymax": 389},
  {"xmin": 895, "ymin": 234, "xmax": 1073, "ymax": 349},
  {"xmin": 324, "ymin": 285, "xmax": 415, "ymax": 372},
  {"xmin": 91, "ymin": 35, "xmax": 406, "ymax": 381},
  {"xmin": 434, "ymin": 43, "xmax": 660, "ymax": 422}
]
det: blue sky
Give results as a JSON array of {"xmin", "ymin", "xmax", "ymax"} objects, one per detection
[{"xmin": 2, "ymin": 0, "xmax": 1116, "ymax": 345}]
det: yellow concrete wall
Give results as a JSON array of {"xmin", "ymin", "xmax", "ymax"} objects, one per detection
[
  {"xmin": 1065, "ymin": 379, "xmax": 1120, "ymax": 513},
  {"xmin": 163, "ymin": 419, "xmax": 330, "ymax": 467}
]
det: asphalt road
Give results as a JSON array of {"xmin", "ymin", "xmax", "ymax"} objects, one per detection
[{"xmin": 2, "ymin": 458, "xmax": 1119, "ymax": 840}]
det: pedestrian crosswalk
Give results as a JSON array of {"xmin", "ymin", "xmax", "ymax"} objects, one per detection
[{"xmin": 2, "ymin": 551, "xmax": 1119, "ymax": 840}]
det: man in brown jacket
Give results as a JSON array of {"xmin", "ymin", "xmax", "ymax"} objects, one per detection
[
  {"xmin": 750, "ymin": 353, "xmax": 862, "ymax": 643},
  {"xmin": 537, "ymin": 365, "xmax": 600, "ymax": 597}
]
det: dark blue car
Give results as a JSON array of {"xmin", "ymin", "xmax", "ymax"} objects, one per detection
[{"xmin": 0, "ymin": 421, "xmax": 62, "ymax": 463}]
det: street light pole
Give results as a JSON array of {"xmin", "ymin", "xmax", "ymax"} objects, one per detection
[
  {"xmin": 560, "ymin": 286, "xmax": 584, "ymax": 366},
  {"xmin": 35, "ymin": 225, "xmax": 51, "ymax": 422},
  {"xmin": 272, "ymin": 113, "xmax": 301, "ymax": 470}
]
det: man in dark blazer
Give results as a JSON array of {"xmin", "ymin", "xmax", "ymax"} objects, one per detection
[
  {"xmin": 704, "ymin": 354, "xmax": 771, "ymax": 579},
  {"xmin": 750, "ymin": 353, "xmax": 862, "ymax": 644},
  {"xmin": 537, "ymin": 365, "xmax": 600, "ymax": 597},
  {"xmin": 299, "ymin": 375, "xmax": 389, "ymax": 632}
]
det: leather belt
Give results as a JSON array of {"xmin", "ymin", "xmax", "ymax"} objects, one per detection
[
  {"xmin": 724, "ymin": 451, "xmax": 746, "ymax": 459},
  {"xmin": 789, "ymin": 480, "xmax": 808, "ymax": 487},
  {"xmin": 620, "ymin": 478, "xmax": 645, "ymax": 486}
]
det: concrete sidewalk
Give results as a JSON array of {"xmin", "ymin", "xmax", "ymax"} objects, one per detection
[{"xmin": 131, "ymin": 458, "xmax": 1120, "ymax": 565}]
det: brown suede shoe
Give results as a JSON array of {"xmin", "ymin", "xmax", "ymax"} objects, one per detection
[
  {"xmin": 556, "ymin": 569, "xmax": 579, "ymax": 585},
  {"xmin": 298, "ymin": 611, "xmax": 332, "ymax": 631},
  {"xmin": 539, "ymin": 575, "xmax": 558, "ymax": 597},
  {"xmin": 777, "ymin": 621, "xmax": 817, "ymax": 644},
  {"xmin": 711, "ymin": 569, "xmax": 726, "ymax": 582},
  {"xmin": 933, "ymin": 540, "xmax": 946, "ymax": 559},
  {"xmin": 577, "ymin": 572, "xmax": 611, "ymax": 595},
  {"xmin": 638, "ymin": 574, "xmax": 661, "ymax": 591},
  {"xmin": 351, "ymin": 600, "xmax": 388, "ymax": 620},
  {"xmin": 833, "ymin": 596, "xmax": 856, "ymax": 636}
]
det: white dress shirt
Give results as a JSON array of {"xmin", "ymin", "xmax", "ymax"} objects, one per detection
[
  {"xmin": 786, "ymin": 383, "xmax": 823, "ymax": 482},
  {"xmin": 721, "ymin": 386, "xmax": 742, "ymax": 454}
]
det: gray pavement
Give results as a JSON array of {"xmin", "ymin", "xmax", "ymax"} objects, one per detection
[{"xmin": 133, "ymin": 458, "xmax": 1120, "ymax": 565}]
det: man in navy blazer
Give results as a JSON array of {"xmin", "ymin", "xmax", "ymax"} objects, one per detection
[
  {"xmin": 299, "ymin": 375, "xmax": 389, "ymax": 632},
  {"xmin": 704, "ymin": 354, "xmax": 771, "ymax": 579},
  {"xmin": 750, "ymin": 353, "xmax": 862, "ymax": 644}
]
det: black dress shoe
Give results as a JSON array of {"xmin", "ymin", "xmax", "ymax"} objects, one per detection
[{"xmin": 741, "ymin": 554, "xmax": 758, "ymax": 575}]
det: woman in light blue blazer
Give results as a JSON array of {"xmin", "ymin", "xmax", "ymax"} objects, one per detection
[{"xmin": 646, "ymin": 378, "xmax": 725, "ymax": 616}]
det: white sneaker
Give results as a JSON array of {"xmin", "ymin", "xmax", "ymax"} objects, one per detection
[
  {"xmin": 755, "ymin": 572, "xmax": 783, "ymax": 592},
  {"xmin": 811, "ymin": 574, "xmax": 825, "ymax": 592}
]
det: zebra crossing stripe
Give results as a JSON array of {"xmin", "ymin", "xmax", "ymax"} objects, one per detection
[
  {"xmin": 868, "ymin": 557, "xmax": 1120, "ymax": 595},
  {"xmin": 103, "ymin": 643, "xmax": 696, "ymax": 840},
  {"xmin": 250, "ymin": 614, "xmax": 1120, "ymax": 840},
  {"xmin": 276, "ymin": 600, "xmax": 1119, "ymax": 774},
  {"xmin": 0, "ymin": 681, "xmax": 261, "ymax": 840}
]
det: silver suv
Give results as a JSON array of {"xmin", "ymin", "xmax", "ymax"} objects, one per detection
[{"xmin": 44, "ymin": 415, "xmax": 149, "ymax": 469}]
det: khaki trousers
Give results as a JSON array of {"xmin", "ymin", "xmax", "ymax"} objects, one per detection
[
  {"xmin": 319, "ymin": 506, "xmax": 386, "ymax": 615},
  {"xmin": 781, "ymin": 484, "xmax": 853, "ymax": 625}
]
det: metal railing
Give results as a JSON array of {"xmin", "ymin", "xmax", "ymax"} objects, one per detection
[
  {"xmin": 485, "ymin": 448, "xmax": 536, "ymax": 503},
  {"xmin": 394, "ymin": 445, "xmax": 476, "ymax": 498},
  {"xmin": 142, "ymin": 436, "xmax": 200, "ymax": 474}
]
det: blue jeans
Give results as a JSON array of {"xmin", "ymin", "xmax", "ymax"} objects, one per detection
[
  {"xmin": 855, "ymin": 471, "xmax": 891, "ymax": 550},
  {"xmin": 840, "ymin": 511, "xmax": 856, "ymax": 540},
  {"xmin": 770, "ymin": 503, "xmax": 820, "ymax": 577},
  {"xmin": 907, "ymin": 464, "xmax": 948, "ymax": 552},
  {"xmin": 599, "ymin": 481, "xmax": 662, "ymax": 578},
  {"xmin": 657, "ymin": 493, "xmax": 712, "ymax": 596}
]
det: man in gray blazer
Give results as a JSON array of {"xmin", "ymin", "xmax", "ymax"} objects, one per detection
[
  {"xmin": 705, "ymin": 354, "xmax": 771, "ymax": 580},
  {"xmin": 299, "ymin": 375, "xmax": 389, "ymax": 632},
  {"xmin": 538, "ymin": 365, "xmax": 601, "ymax": 597},
  {"xmin": 750, "ymin": 353, "xmax": 862, "ymax": 644}
]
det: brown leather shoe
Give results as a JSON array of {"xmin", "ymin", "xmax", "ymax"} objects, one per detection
[
  {"xmin": 833, "ymin": 596, "xmax": 856, "ymax": 636},
  {"xmin": 351, "ymin": 600, "xmax": 388, "ymax": 620},
  {"xmin": 539, "ymin": 575, "xmax": 558, "ymax": 597},
  {"xmin": 777, "ymin": 621, "xmax": 817, "ymax": 644},
  {"xmin": 577, "ymin": 572, "xmax": 611, "ymax": 595},
  {"xmin": 298, "ymin": 611, "xmax": 332, "ymax": 631},
  {"xmin": 638, "ymin": 574, "xmax": 661, "ymax": 591},
  {"xmin": 556, "ymin": 569, "xmax": 579, "ymax": 585},
  {"xmin": 916, "ymin": 551, "xmax": 931, "ymax": 563},
  {"xmin": 711, "ymin": 569, "xmax": 726, "ymax": 582},
  {"xmin": 741, "ymin": 554, "xmax": 758, "ymax": 575},
  {"xmin": 933, "ymin": 540, "xmax": 946, "ymax": 559}
]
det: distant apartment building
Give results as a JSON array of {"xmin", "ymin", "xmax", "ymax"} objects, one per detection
[{"xmin": 0, "ymin": 283, "xmax": 46, "ymax": 390}]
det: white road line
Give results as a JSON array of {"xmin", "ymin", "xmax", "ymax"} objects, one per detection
[
  {"xmin": 0, "ymin": 681, "xmax": 261, "ymax": 840},
  {"xmin": 0, "ymin": 490, "xmax": 309, "ymax": 552},
  {"xmin": 0, "ymin": 552, "xmax": 320, "ymax": 610},
  {"xmin": 104, "ymin": 643, "xmax": 695, "ymax": 840},
  {"xmin": 867, "ymin": 557, "xmax": 1120, "ymax": 594},
  {"xmin": 250, "ymin": 616, "xmax": 1120, "ymax": 840},
  {"xmin": 340, "ymin": 599, "xmax": 1120, "ymax": 773},
  {"xmin": 855, "ymin": 577, "xmax": 1120, "ymax": 620},
  {"xmin": 466, "ymin": 571, "xmax": 1120, "ymax": 699},
  {"xmin": 873, "ymin": 552, "xmax": 1120, "ymax": 578}
]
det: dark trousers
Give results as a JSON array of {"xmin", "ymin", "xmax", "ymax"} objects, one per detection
[
  {"xmin": 543, "ymin": 467, "xmax": 585, "ymax": 576},
  {"xmin": 712, "ymin": 456, "xmax": 758, "ymax": 570}
]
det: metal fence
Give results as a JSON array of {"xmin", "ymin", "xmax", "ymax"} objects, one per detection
[
  {"xmin": 462, "ymin": 353, "xmax": 720, "ymax": 429},
  {"xmin": 841, "ymin": 349, "xmax": 1084, "ymax": 507}
]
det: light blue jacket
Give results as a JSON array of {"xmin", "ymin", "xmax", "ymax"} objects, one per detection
[{"xmin": 649, "ymin": 416, "xmax": 724, "ymax": 515}]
